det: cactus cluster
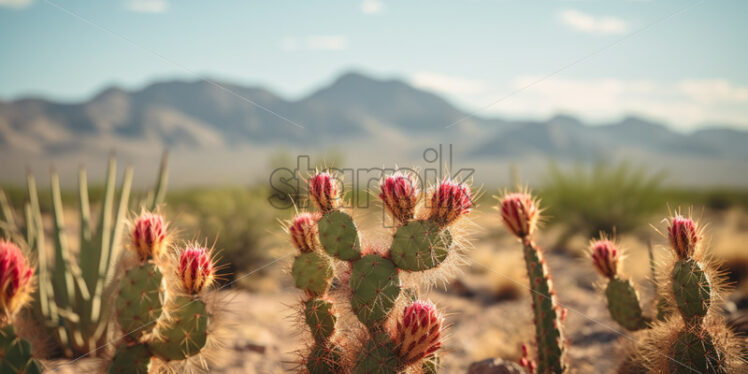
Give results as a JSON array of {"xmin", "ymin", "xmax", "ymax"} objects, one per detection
[
  {"xmin": 108, "ymin": 213, "xmax": 217, "ymax": 373},
  {"xmin": 498, "ymin": 192, "xmax": 568, "ymax": 374},
  {"xmin": 288, "ymin": 170, "xmax": 473, "ymax": 373},
  {"xmin": 585, "ymin": 214, "xmax": 744, "ymax": 373},
  {"xmin": 0, "ymin": 153, "xmax": 169, "ymax": 358}
]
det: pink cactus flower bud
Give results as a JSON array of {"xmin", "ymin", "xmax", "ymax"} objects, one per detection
[
  {"xmin": 289, "ymin": 213, "xmax": 320, "ymax": 253},
  {"xmin": 177, "ymin": 245, "xmax": 214, "ymax": 294},
  {"xmin": 132, "ymin": 212, "xmax": 167, "ymax": 262},
  {"xmin": 589, "ymin": 239, "xmax": 620, "ymax": 279},
  {"xmin": 427, "ymin": 180, "xmax": 472, "ymax": 227},
  {"xmin": 519, "ymin": 343, "xmax": 536, "ymax": 374},
  {"xmin": 668, "ymin": 215, "xmax": 699, "ymax": 259},
  {"xmin": 379, "ymin": 172, "xmax": 420, "ymax": 225},
  {"xmin": 396, "ymin": 301, "xmax": 443, "ymax": 367},
  {"xmin": 308, "ymin": 172, "xmax": 341, "ymax": 213},
  {"xmin": 0, "ymin": 240, "xmax": 34, "ymax": 322},
  {"xmin": 500, "ymin": 192, "xmax": 538, "ymax": 238}
]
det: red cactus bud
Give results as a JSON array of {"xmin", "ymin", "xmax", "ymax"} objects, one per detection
[
  {"xmin": 0, "ymin": 240, "xmax": 34, "ymax": 322},
  {"xmin": 177, "ymin": 245, "xmax": 214, "ymax": 294},
  {"xmin": 427, "ymin": 180, "xmax": 472, "ymax": 227},
  {"xmin": 396, "ymin": 300, "xmax": 443, "ymax": 367},
  {"xmin": 668, "ymin": 215, "xmax": 699, "ymax": 259},
  {"xmin": 289, "ymin": 213, "xmax": 320, "ymax": 253},
  {"xmin": 589, "ymin": 239, "xmax": 620, "ymax": 278},
  {"xmin": 132, "ymin": 212, "xmax": 167, "ymax": 262},
  {"xmin": 379, "ymin": 172, "xmax": 420, "ymax": 225},
  {"xmin": 308, "ymin": 172, "xmax": 341, "ymax": 213},
  {"xmin": 500, "ymin": 192, "xmax": 538, "ymax": 238}
]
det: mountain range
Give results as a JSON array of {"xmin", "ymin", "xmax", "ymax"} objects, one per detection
[{"xmin": 1, "ymin": 72, "xmax": 747, "ymax": 187}]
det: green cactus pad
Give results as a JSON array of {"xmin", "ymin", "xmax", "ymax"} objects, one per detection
[
  {"xmin": 605, "ymin": 277, "xmax": 649, "ymax": 331},
  {"xmin": 305, "ymin": 298, "xmax": 337, "ymax": 343},
  {"xmin": 116, "ymin": 261, "xmax": 163, "ymax": 339},
  {"xmin": 0, "ymin": 326, "xmax": 43, "ymax": 374},
  {"xmin": 352, "ymin": 331, "xmax": 398, "ymax": 374},
  {"xmin": 292, "ymin": 252, "xmax": 334, "ymax": 296},
  {"xmin": 148, "ymin": 296, "xmax": 208, "ymax": 361},
  {"xmin": 307, "ymin": 342, "xmax": 345, "ymax": 374},
  {"xmin": 108, "ymin": 343, "xmax": 152, "ymax": 374},
  {"xmin": 670, "ymin": 330, "xmax": 727, "ymax": 374},
  {"xmin": 390, "ymin": 220, "xmax": 452, "ymax": 271},
  {"xmin": 672, "ymin": 258, "xmax": 711, "ymax": 320},
  {"xmin": 350, "ymin": 255, "xmax": 401, "ymax": 326},
  {"xmin": 318, "ymin": 210, "xmax": 362, "ymax": 261}
]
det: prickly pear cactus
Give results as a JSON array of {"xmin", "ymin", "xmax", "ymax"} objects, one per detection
[
  {"xmin": 669, "ymin": 330, "xmax": 726, "ymax": 374},
  {"xmin": 108, "ymin": 343, "xmax": 152, "ymax": 374},
  {"xmin": 286, "ymin": 171, "xmax": 473, "ymax": 373},
  {"xmin": 0, "ymin": 326, "xmax": 43, "ymax": 374},
  {"xmin": 115, "ymin": 262, "xmax": 163, "ymax": 339},
  {"xmin": 671, "ymin": 258, "xmax": 711, "ymax": 321},
  {"xmin": 350, "ymin": 254, "xmax": 401, "ymax": 325},
  {"xmin": 605, "ymin": 278, "xmax": 649, "ymax": 331},
  {"xmin": 148, "ymin": 296, "xmax": 209, "ymax": 361}
]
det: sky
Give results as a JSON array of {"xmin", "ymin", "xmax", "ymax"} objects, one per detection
[{"xmin": 1, "ymin": 0, "xmax": 747, "ymax": 131}]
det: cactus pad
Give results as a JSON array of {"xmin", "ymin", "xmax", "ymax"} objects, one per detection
[
  {"xmin": 0, "ymin": 326, "xmax": 42, "ymax": 374},
  {"xmin": 108, "ymin": 343, "xmax": 152, "ymax": 374},
  {"xmin": 350, "ymin": 255, "xmax": 401, "ymax": 326},
  {"xmin": 390, "ymin": 220, "xmax": 452, "ymax": 271},
  {"xmin": 305, "ymin": 298, "xmax": 337, "ymax": 343},
  {"xmin": 148, "ymin": 296, "xmax": 208, "ymax": 361},
  {"xmin": 318, "ymin": 210, "xmax": 362, "ymax": 261},
  {"xmin": 670, "ymin": 330, "xmax": 726, "ymax": 374},
  {"xmin": 116, "ymin": 261, "xmax": 163, "ymax": 339},
  {"xmin": 352, "ymin": 331, "xmax": 399, "ymax": 374},
  {"xmin": 307, "ymin": 342, "xmax": 345, "ymax": 374},
  {"xmin": 605, "ymin": 277, "xmax": 649, "ymax": 331},
  {"xmin": 292, "ymin": 252, "xmax": 334, "ymax": 297},
  {"xmin": 672, "ymin": 258, "xmax": 711, "ymax": 320}
]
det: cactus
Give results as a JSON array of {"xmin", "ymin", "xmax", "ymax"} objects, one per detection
[
  {"xmin": 0, "ymin": 153, "xmax": 169, "ymax": 358},
  {"xmin": 286, "ymin": 170, "xmax": 474, "ymax": 373},
  {"xmin": 108, "ymin": 216, "xmax": 217, "ymax": 372},
  {"xmin": 499, "ymin": 191, "xmax": 568, "ymax": 374},
  {"xmin": 589, "ymin": 238, "xmax": 650, "ymax": 331}
]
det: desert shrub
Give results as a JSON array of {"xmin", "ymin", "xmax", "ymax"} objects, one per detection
[{"xmin": 539, "ymin": 162, "xmax": 666, "ymax": 249}]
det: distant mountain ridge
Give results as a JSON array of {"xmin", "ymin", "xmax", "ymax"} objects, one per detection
[{"xmin": 1, "ymin": 71, "xmax": 747, "ymax": 186}]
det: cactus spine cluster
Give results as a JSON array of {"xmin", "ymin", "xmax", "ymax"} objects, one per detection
[
  {"xmin": 288, "ymin": 170, "xmax": 473, "ymax": 373},
  {"xmin": 108, "ymin": 213, "xmax": 216, "ymax": 373},
  {"xmin": 499, "ymin": 191, "xmax": 568, "ymax": 374}
]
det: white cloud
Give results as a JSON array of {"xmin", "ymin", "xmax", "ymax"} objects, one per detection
[
  {"xmin": 0, "ymin": 0, "xmax": 32, "ymax": 9},
  {"xmin": 484, "ymin": 76, "xmax": 748, "ymax": 130},
  {"xmin": 280, "ymin": 35, "xmax": 349, "ymax": 51},
  {"xmin": 558, "ymin": 9, "xmax": 629, "ymax": 35},
  {"xmin": 361, "ymin": 0, "xmax": 384, "ymax": 15},
  {"xmin": 124, "ymin": 0, "xmax": 168, "ymax": 14},
  {"xmin": 411, "ymin": 72, "xmax": 486, "ymax": 95}
]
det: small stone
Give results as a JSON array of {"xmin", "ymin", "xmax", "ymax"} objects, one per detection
[{"xmin": 467, "ymin": 358, "xmax": 528, "ymax": 374}]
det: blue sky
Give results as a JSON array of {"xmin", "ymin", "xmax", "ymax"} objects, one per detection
[{"xmin": 1, "ymin": 0, "xmax": 747, "ymax": 130}]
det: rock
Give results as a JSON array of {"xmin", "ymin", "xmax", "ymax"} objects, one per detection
[{"xmin": 467, "ymin": 358, "xmax": 527, "ymax": 374}]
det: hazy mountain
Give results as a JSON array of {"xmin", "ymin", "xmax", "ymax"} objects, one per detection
[{"xmin": 1, "ymin": 71, "xmax": 747, "ymax": 186}]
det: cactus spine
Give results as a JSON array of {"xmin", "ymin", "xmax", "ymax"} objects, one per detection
[
  {"xmin": 499, "ymin": 191, "xmax": 568, "ymax": 374},
  {"xmin": 288, "ymin": 171, "xmax": 473, "ymax": 373}
]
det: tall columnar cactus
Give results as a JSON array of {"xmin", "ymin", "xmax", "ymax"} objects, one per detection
[
  {"xmin": 0, "ymin": 153, "xmax": 169, "ymax": 358},
  {"xmin": 499, "ymin": 191, "xmax": 568, "ymax": 374},
  {"xmin": 108, "ymin": 212, "xmax": 216, "ymax": 373},
  {"xmin": 0, "ymin": 240, "xmax": 43, "ymax": 373},
  {"xmin": 287, "ymin": 170, "xmax": 473, "ymax": 373},
  {"xmin": 588, "ymin": 238, "xmax": 650, "ymax": 331}
]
